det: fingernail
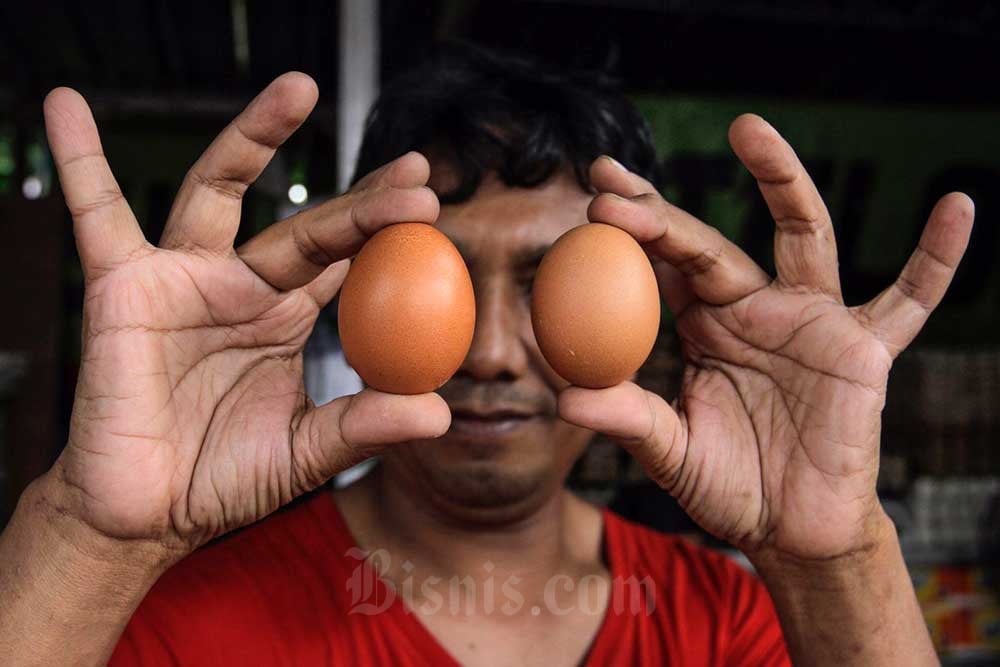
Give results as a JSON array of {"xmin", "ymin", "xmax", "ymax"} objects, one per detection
[{"xmin": 604, "ymin": 155, "xmax": 628, "ymax": 172}]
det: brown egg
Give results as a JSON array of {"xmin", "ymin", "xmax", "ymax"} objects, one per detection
[
  {"xmin": 338, "ymin": 223, "xmax": 475, "ymax": 394},
  {"xmin": 531, "ymin": 223, "xmax": 660, "ymax": 388}
]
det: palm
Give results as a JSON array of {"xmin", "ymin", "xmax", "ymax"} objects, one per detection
[
  {"xmin": 674, "ymin": 290, "xmax": 887, "ymax": 557},
  {"xmin": 43, "ymin": 74, "xmax": 448, "ymax": 557},
  {"xmin": 64, "ymin": 251, "xmax": 321, "ymax": 547},
  {"xmin": 564, "ymin": 118, "xmax": 973, "ymax": 561}
]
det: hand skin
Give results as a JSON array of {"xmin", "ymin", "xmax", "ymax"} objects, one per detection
[
  {"xmin": 752, "ymin": 510, "xmax": 935, "ymax": 666},
  {"xmin": 0, "ymin": 73, "xmax": 451, "ymax": 666},
  {"xmin": 0, "ymin": 474, "xmax": 170, "ymax": 666},
  {"xmin": 561, "ymin": 118, "xmax": 973, "ymax": 666}
]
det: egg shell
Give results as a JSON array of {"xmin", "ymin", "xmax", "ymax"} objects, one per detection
[
  {"xmin": 530, "ymin": 223, "xmax": 660, "ymax": 388},
  {"xmin": 338, "ymin": 223, "xmax": 475, "ymax": 394}
]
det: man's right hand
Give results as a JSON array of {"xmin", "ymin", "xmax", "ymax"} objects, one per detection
[{"xmin": 38, "ymin": 72, "xmax": 449, "ymax": 564}]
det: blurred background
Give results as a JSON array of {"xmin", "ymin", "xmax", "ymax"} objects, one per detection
[{"xmin": 1, "ymin": 0, "xmax": 998, "ymax": 661}]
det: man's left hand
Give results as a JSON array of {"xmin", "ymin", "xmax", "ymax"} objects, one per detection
[{"xmin": 559, "ymin": 115, "xmax": 974, "ymax": 564}]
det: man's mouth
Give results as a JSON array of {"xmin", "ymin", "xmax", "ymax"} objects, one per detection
[{"xmin": 447, "ymin": 406, "xmax": 540, "ymax": 438}]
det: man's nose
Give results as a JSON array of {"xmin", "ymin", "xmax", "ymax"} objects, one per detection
[{"xmin": 458, "ymin": 278, "xmax": 528, "ymax": 381}]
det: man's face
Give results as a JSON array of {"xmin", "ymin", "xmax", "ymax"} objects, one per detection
[{"xmin": 380, "ymin": 167, "xmax": 595, "ymax": 522}]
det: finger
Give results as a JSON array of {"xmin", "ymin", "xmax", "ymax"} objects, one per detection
[
  {"xmin": 236, "ymin": 155, "xmax": 439, "ymax": 291},
  {"xmin": 161, "ymin": 72, "xmax": 319, "ymax": 252},
  {"xmin": 351, "ymin": 150, "xmax": 431, "ymax": 192},
  {"xmin": 648, "ymin": 253, "xmax": 696, "ymax": 316},
  {"xmin": 44, "ymin": 87, "xmax": 147, "ymax": 280},
  {"xmin": 559, "ymin": 381, "xmax": 688, "ymax": 489},
  {"xmin": 589, "ymin": 156, "xmax": 770, "ymax": 306},
  {"xmin": 728, "ymin": 114, "xmax": 841, "ymax": 299},
  {"xmin": 590, "ymin": 155, "xmax": 658, "ymax": 197},
  {"xmin": 291, "ymin": 389, "xmax": 450, "ymax": 493},
  {"xmin": 302, "ymin": 259, "xmax": 351, "ymax": 308},
  {"xmin": 594, "ymin": 157, "xmax": 696, "ymax": 315},
  {"xmin": 858, "ymin": 193, "xmax": 974, "ymax": 357}
]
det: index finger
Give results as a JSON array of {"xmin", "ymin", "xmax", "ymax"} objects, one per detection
[
  {"xmin": 236, "ymin": 152, "xmax": 439, "ymax": 291},
  {"xmin": 588, "ymin": 156, "xmax": 770, "ymax": 307}
]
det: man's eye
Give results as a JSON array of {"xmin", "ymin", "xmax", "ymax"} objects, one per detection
[{"xmin": 519, "ymin": 274, "xmax": 535, "ymax": 297}]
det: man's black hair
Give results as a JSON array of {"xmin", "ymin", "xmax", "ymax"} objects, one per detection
[{"xmin": 351, "ymin": 42, "xmax": 660, "ymax": 202}]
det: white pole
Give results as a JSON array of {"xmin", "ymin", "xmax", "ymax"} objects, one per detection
[
  {"xmin": 317, "ymin": 0, "xmax": 378, "ymax": 488},
  {"xmin": 337, "ymin": 0, "xmax": 380, "ymax": 193}
]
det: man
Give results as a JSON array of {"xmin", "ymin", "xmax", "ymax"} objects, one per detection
[{"xmin": 0, "ymin": 45, "xmax": 973, "ymax": 666}]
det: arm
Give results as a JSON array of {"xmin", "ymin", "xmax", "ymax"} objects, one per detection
[
  {"xmin": 0, "ymin": 75, "xmax": 448, "ymax": 666},
  {"xmin": 559, "ymin": 118, "xmax": 973, "ymax": 665},
  {"xmin": 0, "ymin": 475, "xmax": 168, "ymax": 666},
  {"xmin": 753, "ymin": 510, "xmax": 936, "ymax": 666}
]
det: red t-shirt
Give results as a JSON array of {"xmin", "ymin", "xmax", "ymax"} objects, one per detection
[{"xmin": 110, "ymin": 491, "xmax": 789, "ymax": 666}]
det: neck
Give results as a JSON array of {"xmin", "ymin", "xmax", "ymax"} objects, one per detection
[{"xmin": 335, "ymin": 464, "xmax": 604, "ymax": 594}]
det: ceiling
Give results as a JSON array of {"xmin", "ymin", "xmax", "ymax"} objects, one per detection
[{"xmin": 1, "ymin": 0, "xmax": 997, "ymax": 118}]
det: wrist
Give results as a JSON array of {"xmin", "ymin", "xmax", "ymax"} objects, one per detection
[
  {"xmin": 748, "ymin": 504, "xmax": 897, "ymax": 585},
  {"xmin": 13, "ymin": 471, "xmax": 177, "ymax": 602},
  {"xmin": 745, "ymin": 508, "xmax": 936, "ymax": 666},
  {"xmin": 0, "ymin": 473, "xmax": 175, "ymax": 665}
]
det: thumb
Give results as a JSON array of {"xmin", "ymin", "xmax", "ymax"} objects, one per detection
[
  {"xmin": 291, "ymin": 389, "xmax": 450, "ymax": 492},
  {"xmin": 558, "ymin": 382, "xmax": 688, "ymax": 490}
]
